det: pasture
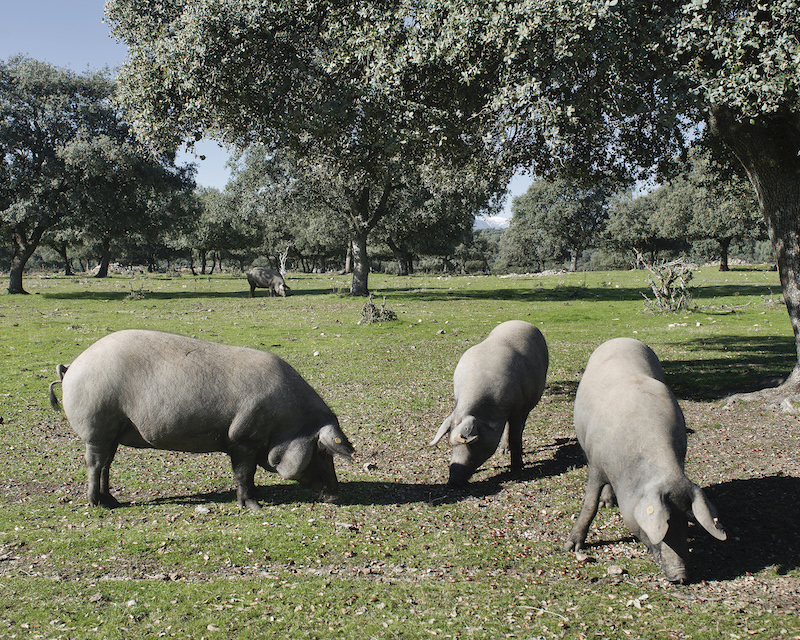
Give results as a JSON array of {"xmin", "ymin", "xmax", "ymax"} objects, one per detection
[{"xmin": 0, "ymin": 267, "xmax": 798, "ymax": 639}]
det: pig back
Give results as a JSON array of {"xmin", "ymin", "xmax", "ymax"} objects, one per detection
[
  {"xmin": 61, "ymin": 330, "xmax": 331, "ymax": 451},
  {"xmin": 454, "ymin": 320, "xmax": 548, "ymax": 413},
  {"xmin": 574, "ymin": 337, "xmax": 687, "ymax": 474}
]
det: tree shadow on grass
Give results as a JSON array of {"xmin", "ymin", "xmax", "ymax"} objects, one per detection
[
  {"xmin": 570, "ymin": 475, "xmax": 800, "ymax": 584},
  {"xmin": 688, "ymin": 475, "xmax": 800, "ymax": 582},
  {"xmin": 41, "ymin": 288, "xmax": 339, "ymax": 302},
  {"xmin": 661, "ymin": 334, "xmax": 796, "ymax": 400}
]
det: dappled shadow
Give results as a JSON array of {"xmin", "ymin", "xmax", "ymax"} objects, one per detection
[
  {"xmin": 660, "ymin": 335, "xmax": 795, "ymax": 400},
  {"xmin": 40, "ymin": 288, "xmax": 337, "ymax": 302},
  {"xmin": 380, "ymin": 285, "xmax": 647, "ymax": 304},
  {"xmin": 689, "ymin": 475, "xmax": 800, "ymax": 581},
  {"xmin": 555, "ymin": 475, "xmax": 800, "ymax": 584}
]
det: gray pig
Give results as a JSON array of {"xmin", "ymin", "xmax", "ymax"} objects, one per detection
[
  {"xmin": 564, "ymin": 337, "xmax": 726, "ymax": 583},
  {"xmin": 49, "ymin": 330, "xmax": 353, "ymax": 510},
  {"xmin": 247, "ymin": 267, "xmax": 291, "ymax": 297},
  {"xmin": 430, "ymin": 320, "xmax": 548, "ymax": 486}
]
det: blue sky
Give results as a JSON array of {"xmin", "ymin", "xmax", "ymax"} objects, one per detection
[{"xmin": 1, "ymin": 1, "xmax": 527, "ymax": 215}]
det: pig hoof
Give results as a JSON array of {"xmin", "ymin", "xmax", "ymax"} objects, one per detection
[
  {"xmin": 95, "ymin": 494, "xmax": 120, "ymax": 509},
  {"xmin": 243, "ymin": 499, "xmax": 262, "ymax": 511}
]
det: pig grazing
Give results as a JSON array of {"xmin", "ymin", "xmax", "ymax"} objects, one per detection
[
  {"xmin": 49, "ymin": 330, "xmax": 353, "ymax": 510},
  {"xmin": 247, "ymin": 267, "xmax": 290, "ymax": 297},
  {"xmin": 565, "ymin": 338, "xmax": 726, "ymax": 583},
  {"xmin": 430, "ymin": 320, "xmax": 548, "ymax": 486}
]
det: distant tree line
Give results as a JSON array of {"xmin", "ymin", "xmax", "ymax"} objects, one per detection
[
  {"xmin": 498, "ymin": 144, "xmax": 766, "ymax": 273},
  {"xmin": 0, "ymin": 56, "xmax": 768, "ymax": 292}
]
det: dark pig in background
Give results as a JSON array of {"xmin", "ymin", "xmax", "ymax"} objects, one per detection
[
  {"xmin": 247, "ymin": 267, "xmax": 291, "ymax": 297},
  {"xmin": 50, "ymin": 330, "xmax": 353, "ymax": 510},
  {"xmin": 431, "ymin": 320, "xmax": 548, "ymax": 486},
  {"xmin": 565, "ymin": 337, "xmax": 726, "ymax": 583}
]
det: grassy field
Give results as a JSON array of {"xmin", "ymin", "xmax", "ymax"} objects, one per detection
[{"xmin": 0, "ymin": 267, "xmax": 798, "ymax": 639}]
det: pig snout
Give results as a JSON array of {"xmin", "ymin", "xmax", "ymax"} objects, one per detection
[{"xmin": 647, "ymin": 515, "xmax": 690, "ymax": 584}]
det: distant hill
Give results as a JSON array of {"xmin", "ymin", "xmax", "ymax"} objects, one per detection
[{"xmin": 473, "ymin": 216, "xmax": 510, "ymax": 230}]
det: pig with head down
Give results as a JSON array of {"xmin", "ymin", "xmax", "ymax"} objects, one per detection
[
  {"xmin": 431, "ymin": 320, "xmax": 548, "ymax": 486},
  {"xmin": 50, "ymin": 330, "xmax": 353, "ymax": 510},
  {"xmin": 565, "ymin": 337, "xmax": 727, "ymax": 583},
  {"xmin": 248, "ymin": 267, "xmax": 291, "ymax": 297}
]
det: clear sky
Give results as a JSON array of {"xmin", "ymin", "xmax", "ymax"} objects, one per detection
[{"xmin": 0, "ymin": 1, "xmax": 527, "ymax": 215}]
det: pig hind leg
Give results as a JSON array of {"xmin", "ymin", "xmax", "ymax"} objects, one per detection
[
  {"xmin": 85, "ymin": 441, "xmax": 120, "ymax": 508},
  {"xmin": 229, "ymin": 444, "xmax": 261, "ymax": 511},
  {"xmin": 506, "ymin": 412, "xmax": 529, "ymax": 472}
]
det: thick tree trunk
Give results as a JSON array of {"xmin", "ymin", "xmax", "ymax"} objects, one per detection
[
  {"xmin": 8, "ymin": 256, "xmax": 30, "ymax": 294},
  {"xmin": 8, "ymin": 227, "xmax": 46, "ymax": 294},
  {"xmin": 569, "ymin": 248, "xmax": 579, "ymax": 272},
  {"xmin": 711, "ymin": 108, "xmax": 800, "ymax": 392},
  {"xmin": 718, "ymin": 238, "xmax": 731, "ymax": 272},
  {"xmin": 350, "ymin": 232, "xmax": 370, "ymax": 296},
  {"xmin": 56, "ymin": 243, "xmax": 75, "ymax": 276},
  {"xmin": 94, "ymin": 239, "xmax": 111, "ymax": 278}
]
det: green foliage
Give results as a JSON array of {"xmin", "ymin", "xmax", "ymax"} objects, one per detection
[
  {"xmin": 500, "ymin": 178, "xmax": 608, "ymax": 272},
  {"xmin": 106, "ymin": 1, "xmax": 507, "ymax": 295}
]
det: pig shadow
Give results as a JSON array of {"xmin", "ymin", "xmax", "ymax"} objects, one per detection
[
  {"xmin": 137, "ymin": 438, "xmax": 586, "ymax": 509},
  {"xmin": 568, "ymin": 474, "xmax": 800, "ymax": 583},
  {"xmin": 688, "ymin": 474, "xmax": 800, "ymax": 581}
]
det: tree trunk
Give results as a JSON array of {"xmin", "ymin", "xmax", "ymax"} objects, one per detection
[
  {"xmin": 718, "ymin": 238, "xmax": 731, "ymax": 272},
  {"xmin": 57, "ymin": 243, "xmax": 75, "ymax": 276},
  {"xmin": 350, "ymin": 232, "xmax": 370, "ymax": 296},
  {"xmin": 569, "ymin": 248, "xmax": 579, "ymax": 272},
  {"xmin": 7, "ymin": 225, "xmax": 47, "ymax": 294},
  {"xmin": 8, "ymin": 255, "xmax": 31, "ymax": 294},
  {"xmin": 711, "ymin": 108, "xmax": 800, "ymax": 391},
  {"xmin": 94, "ymin": 238, "xmax": 111, "ymax": 278},
  {"xmin": 344, "ymin": 242, "xmax": 353, "ymax": 274}
]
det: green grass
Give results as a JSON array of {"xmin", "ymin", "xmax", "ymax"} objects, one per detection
[{"xmin": 1, "ymin": 267, "xmax": 798, "ymax": 639}]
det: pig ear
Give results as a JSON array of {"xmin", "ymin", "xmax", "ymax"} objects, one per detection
[
  {"xmin": 318, "ymin": 424, "xmax": 354, "ymax": 460},
  {"xmin": 634, "ymin": 493, "xmax": 670, "ymax": 545},
  {"xmin": 690, "ymin": 484, "xmax": 727, "ymax": 541},
  {"xmin": 430, "ymin": 415, "xmax": 453, "ymax": 446},
  {"xmin": 451, "ymin": 416, "xmax": 479, "ymax": 444}
]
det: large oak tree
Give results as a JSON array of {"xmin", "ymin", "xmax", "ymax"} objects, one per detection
[
  {"xmin": 358, "ymin": 1, "xmax": 800, "ymax": 395},
  {"xmin": 106, "ymin": 0, "xmax": 504, "ymax": 296}
]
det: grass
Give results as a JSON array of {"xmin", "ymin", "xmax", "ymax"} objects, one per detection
[{"xmin": 1, "ymin": 266, "xmax": 798, "ymax": 639}]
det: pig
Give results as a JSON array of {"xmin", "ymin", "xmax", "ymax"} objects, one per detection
[
  {"xmin": 564, "ymin": 337, "xmax": 726, "ymax": 583},
  {"xmin": 49, "ymin": 329, "xmax": 354, "ymax": 510},
  {"xmin": 247, "ymin": 267, "xmax": 291, "ymax": 297},
  {"xmin": 430, "ymin": 320, "xmax": 548, "ymax": 486}
]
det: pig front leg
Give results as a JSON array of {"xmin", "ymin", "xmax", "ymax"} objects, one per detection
[
  {"xmin": 564, "ymin": 466, "xmax": 606, "ymax": 552},
  {"xmin": 228, "ymin": 444, "xmax": 261, "ymax": 511}
]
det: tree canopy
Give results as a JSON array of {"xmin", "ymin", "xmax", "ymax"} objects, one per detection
[
  {"xmin": 358, "ymin": 1, "xmax": 800, "ymax": 393},
  {"xmin": 106, "ymin": 0, "xmax": 506, "ymax": 295},
  {"xmin": 1, "ymin": 56, "xmax": 193, "ymax": 291},
  {"xmin": 106, "ymin": 1, "xmax": 800, "ymax": 392}
]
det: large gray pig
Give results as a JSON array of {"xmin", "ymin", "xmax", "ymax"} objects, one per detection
[
  {"xmin": 49, "ymin": 330, "xmax": 354, "ymax": 510},
  {"xmin": 430, "ymin": 320, "xmax": 548, "ymax": 486},
  {"xmin": 564, "ymin": 337, "xmax": 726, "ymax": 583},
  {"xmin": 247, "ymin": 267, "xmax": 291, "ymax": 297}
]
